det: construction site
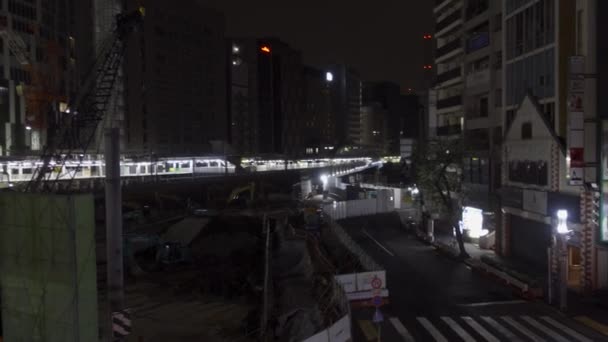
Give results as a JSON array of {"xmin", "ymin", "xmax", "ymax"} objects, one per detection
[
  {"xmin": 0, "ymin": 5, "xmax": 368, "ymax": 341},
  {"xmin": 98, "ymin": 194, "xmax": 359, "ymax": 341}
]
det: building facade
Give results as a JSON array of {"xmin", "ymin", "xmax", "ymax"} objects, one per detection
[
  {"xmin": 461, "ymin": 0, "xmax": 503, "ymax": 228},
  {"xmin": 326, "ymin": 64, "xmax": 362, "ymax": 151},
  {"xmin": 124, "ymin": 0, "xmax": 227, "ymax": 156},
  {"xmin": 228, "ymin": 38, "xmax": 260, "ymax": 156},
  {"xmin": 0, "ymin": 0, "xmax": 82, "ymax": 156},
  {"xmin": 363, "ymin": 82, "xmax": 404, "ymax": 155},
  {"xmin": 359, "ymin": 103, "xmax": 386, "ymax": 154},
  {"xmin": 433, "ymin": 0, "xmax": 465, "ymax": 139},
  {"xmin": 499, "ymin": 0, "xmax": 608, "ymax": 292},
  {"xmin": 228, "ymin": 38, "xmax": 304, "ymax": 157},
  {"xmin": 300, "ymin": 66, "xmax": 334, "ymax": 157}
]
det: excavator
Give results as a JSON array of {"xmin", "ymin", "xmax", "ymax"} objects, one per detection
[{"xmin": 227, "ymin": 182, "xmax": 256, "ymax": 208}]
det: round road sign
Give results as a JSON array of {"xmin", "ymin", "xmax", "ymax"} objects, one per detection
[{"xmin": 371, "ymin": 276, "xmax": 382, "ymax": 289}]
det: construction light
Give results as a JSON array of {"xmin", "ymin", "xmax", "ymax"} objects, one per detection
[
  {"xmin": 260, "ymin": 45, "xmax": 271, "ymax": 53},
  {"xmin": 320, "ymin": 174, "xmax": 328, "ymax": 187}
]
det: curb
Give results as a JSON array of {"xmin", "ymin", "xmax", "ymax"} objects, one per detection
[
  {"xmin": 466, "ymin": 258, "xmax": 543, "ymax": 300},
  {"xmin": 423, "ymin": 235, "xmax": 543, "ymax": 300}
]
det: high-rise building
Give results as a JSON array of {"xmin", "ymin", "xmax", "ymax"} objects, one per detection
[
  {"xmin": 124, "ymin": 0, "xmax": 227, "ymax": 156},
  {"xmin": 363, "ymin": 82, "xmax": 404, "ymax": 154},
  {"xmin": 460, "ymin": 0, "xmax": 503, "ymax": 227},
  {"xmin": 401, "ymin": 93, "xmax": 422, "ymax": 142},
  {"xmin": 433, "ymin": 0, "xmax": 465, "ymax": 139},
  {"xmin": 228, "ymin": 38, "xmax": 260, "ymax": 156},
  {"xmin": 228, "ymin": 38, "xmax": 303, "ymax": 156},
  {"xmin": 300, "ymin": 66, "xmax": 334, "ymax": 157},
  {"xmin": 326, "ymin": 64, "xmax": 362, "ymax": 150},
  {"xmin": 257, "ymin": 38, "xmax": 303, "ymax": 156},
  {"xmin": 359, "ymin": 103, "xmax": 386, "ymax": 154},
  {"xmin": 0, "ymin": 0, "xmax": 84, "ymax": 156}
]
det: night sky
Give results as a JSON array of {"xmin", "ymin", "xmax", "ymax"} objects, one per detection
[{"xmin": 200, "ymin": 0, "xmax": 434, "ymax": 92}]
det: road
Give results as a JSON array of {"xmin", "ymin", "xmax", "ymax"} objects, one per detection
[{"xmin": 339, "ymin": 214, "xmax": 606, "ymax": 342}]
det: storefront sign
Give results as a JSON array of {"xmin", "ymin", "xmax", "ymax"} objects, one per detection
[
  {"xmin": 570, "ymin": 168, "xmax": 584, "ymax": 185},
  {"xmin": 462, "ymin": 207, "xmax": 487, "ymax": 238},
  {"xmin": 568, "ymin": 56, "xmax": 586, "ymax": 186}
]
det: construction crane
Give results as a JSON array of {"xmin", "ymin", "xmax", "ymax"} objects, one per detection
[{"xmin": 22, "ymin": 8, "xmax": 144, "ymax": 192}]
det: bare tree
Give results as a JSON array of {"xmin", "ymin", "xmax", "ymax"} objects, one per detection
[{"xmin": 413, "ymin": 139, "xmax": 469, "ymax": 259}]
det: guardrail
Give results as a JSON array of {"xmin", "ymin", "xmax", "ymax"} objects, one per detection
[{"xmin": 324, "ymin": 216, "xmax": 381, "ymax": 272}]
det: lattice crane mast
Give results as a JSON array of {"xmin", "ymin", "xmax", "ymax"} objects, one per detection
[{"xmin": 22, "ymin": 8, "xmax": 144, "ymax": 192}]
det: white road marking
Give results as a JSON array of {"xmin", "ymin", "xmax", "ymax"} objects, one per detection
[
  {"xmin": 521, "ymin": 316, "xmax": 570, "ymax": 342},
  {"xmin": 501, "ymin": 316, "xmax": 546, "ymax": 342},
  {"xmin": 459, "ymin": 300, "xmax": 527, "ymax": 307},
  {"xmin": 363, "ymin": 229, "xmax": 395, "ymax": 256},
  {"xmin": 441, "ymin": 317, "xmax": 475, "ymax": 342},
  {"xmin": 462, "ymin": 317, "xmax": 500, "ymax": 342},
  {"xmin": 389, "ymin": 317, "xmax": 415, "ymax": 342},
  {"xmin": 481, "ymin": 317, "xmax": 522, "ymax": 342},
  {"xmin": 417, "ymin": 317, "xmax": 448, "ymax": 342},
  {"xmin": 540, "ymin": 316, "xmax": 593, "ymax": 342}
]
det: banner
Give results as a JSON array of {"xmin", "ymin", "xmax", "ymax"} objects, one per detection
[{"xmin": 567, "ymin": 56, "xmax": 585, "ymax": 185}]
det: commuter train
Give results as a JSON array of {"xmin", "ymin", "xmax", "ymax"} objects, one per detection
[{"xmin": 0, "ymin": 157, "xmax": 372, "ymax": 187}]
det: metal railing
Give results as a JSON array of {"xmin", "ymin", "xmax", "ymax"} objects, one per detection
[
  {"xmin": 436, "ymin": 124, "xmax": 462, "ymax": 136},
  {"xmin": 436, "ymin": 38, "xmax": 462, "ymax": 59},
  {"xmin": 436, "ymin": 67, "xmax": 461, "ymax": 84},
  {"xmin": 436, "ymin": 10, "xmax": 462, "ymax": 33},
  {"xmin": 436, "ymin": 95, "xmax": 462, "ymax": 109}
]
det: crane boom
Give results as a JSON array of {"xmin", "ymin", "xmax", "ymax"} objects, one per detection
[{"xmin": 25, "ymin": 9, "xmax": 144, "ymax": 192}]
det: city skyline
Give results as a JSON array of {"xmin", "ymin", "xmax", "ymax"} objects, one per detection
[{"xmin": 201, "ymin": 0, "xmax": 434, "ymax": 91}]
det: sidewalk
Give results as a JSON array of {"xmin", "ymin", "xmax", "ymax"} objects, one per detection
[{"xmin": 419, "ymin": 224, "xmax": 608, "ymax": 337}]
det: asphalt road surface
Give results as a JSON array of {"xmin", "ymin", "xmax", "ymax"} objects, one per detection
[{"xmin": 339, "ymin": 214, "xmax": 607, "ymax": 342}]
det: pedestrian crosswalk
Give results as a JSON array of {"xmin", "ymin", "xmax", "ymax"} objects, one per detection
[{"xmin": 358, "ymin": 315, "xmax": 596, "ymax": 342}]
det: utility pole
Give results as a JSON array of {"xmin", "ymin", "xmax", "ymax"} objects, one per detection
[{"xmin": 105, "ymin": 127, "xmax": 124, "ymax": 340}]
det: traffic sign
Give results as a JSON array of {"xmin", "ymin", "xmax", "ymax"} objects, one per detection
[
  {"xmin": 372, "ymin": 295, "xmax": 383, "ymax": 307},
  {"xmin": 371, "ymin": 276, "xmax": 382, "ymax": 289},
  {"xmin": 373, "ymin": 308, "xmax": 384, "ymax": 323}
]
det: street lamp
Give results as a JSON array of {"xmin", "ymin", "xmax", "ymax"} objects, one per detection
[{"xmin": 552, "ymin": 209, "xmax": 571, "ymax": 311}]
